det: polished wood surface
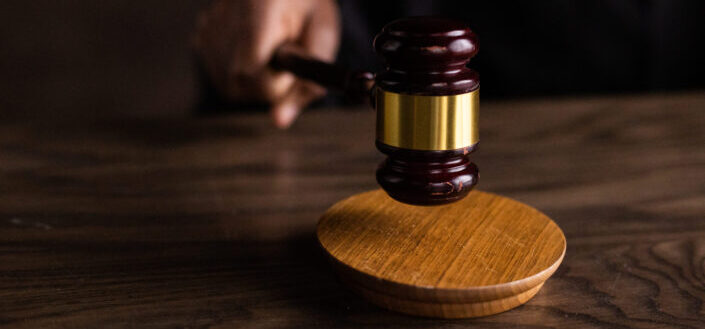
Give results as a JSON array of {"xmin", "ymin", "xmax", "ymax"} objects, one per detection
[
  {"xmin": 374, "ymin": 17, "xmax": 479, "ymax": 95},
  {"xmin": 1, "ymin": 91, "xmax": 705, "ymax": 328},
  {"xmin": 318, "ymin": 189, "xmax": 565, "ymax": 318},
  {"xmin": 373, "ymin": 17, "xmax": 481, "ymax": 205},
  {"xmin": 375, "ymin": 141, "xmax": 479, "ymax": 205}
]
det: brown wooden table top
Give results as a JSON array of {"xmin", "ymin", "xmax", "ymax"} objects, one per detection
[{"xmin": 2, "ymin": 92, "xmax": 705, "ymax": 328}]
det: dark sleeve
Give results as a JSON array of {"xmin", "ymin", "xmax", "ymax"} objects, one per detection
[{"xmin": 336, "ymin": 0, "xmax": 705, "ymax": 99}]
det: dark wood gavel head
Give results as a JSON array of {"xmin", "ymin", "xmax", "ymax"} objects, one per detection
[{"xmin": 373, "ymin": 17, "xmax": 480, "ymax": 205}]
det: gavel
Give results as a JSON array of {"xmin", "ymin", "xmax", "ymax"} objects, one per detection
[{"xmin": 272, "ymin": 17, "xmax": 480, "ymax": 206}]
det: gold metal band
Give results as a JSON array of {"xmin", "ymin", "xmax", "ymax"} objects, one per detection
[{"xmin": 375, "ymin": 88, "xmax": 479, "ymax": 151}]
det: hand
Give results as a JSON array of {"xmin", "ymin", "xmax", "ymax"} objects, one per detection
[{"xmin": 193, "ymin": 0, "xmax": 341, "ymax": 128}]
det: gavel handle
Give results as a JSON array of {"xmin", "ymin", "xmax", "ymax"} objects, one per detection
[{"xmin": 270, "ymin": 43, "xmax": 374, "ymax": 102}]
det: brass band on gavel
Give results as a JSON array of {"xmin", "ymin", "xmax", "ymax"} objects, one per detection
[{"xmin": 375, "ymin": 88, "xmax": 479, "ymax": 151}]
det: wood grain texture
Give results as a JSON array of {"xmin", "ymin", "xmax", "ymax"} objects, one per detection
[
  {"xmin": 347, "ymin": 281, "xmax": 545, "ymax": 319},
  {"xmin": 317, "ymin": 189, "xmax": 565, "ymax": 317},
  {"xmin": 1, "ymin": 91, "xmax": 704, "ymax": 328}
]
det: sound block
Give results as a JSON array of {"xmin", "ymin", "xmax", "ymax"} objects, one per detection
[{"xmin": 317, "ymin": 189, "xmax": 566, "ymax": 318}]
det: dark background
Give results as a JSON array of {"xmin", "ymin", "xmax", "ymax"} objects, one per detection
[{"xmin": 2, "ymin": 0, "xmax": 704, "ymax": 119}]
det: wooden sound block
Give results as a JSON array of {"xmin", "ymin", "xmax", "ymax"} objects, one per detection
[{"xmin": 317, "ymin": 189, "xmax": 566, "ymax": 318}]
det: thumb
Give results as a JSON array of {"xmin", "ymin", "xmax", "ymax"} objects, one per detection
[{"xmin": 270, "ymin": 80, "xmax": 325, "ymax": 129}]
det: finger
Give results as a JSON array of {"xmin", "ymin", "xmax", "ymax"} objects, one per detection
[
  {"xmin": 271, "ymin": 80, "xmax": 325, "ymax": 129},
  {"xmin": 231, "ymin": 0, "xmax": 311, "ymax": 98},
  {"xmin": 299, "ymin": 0, "xmax": 341, "ymax": 62},
  {"xmin": 269, "ymin": 0, "xmax": 339, "ymax": 129}
]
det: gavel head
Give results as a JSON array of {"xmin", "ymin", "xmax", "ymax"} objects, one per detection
[{"xmin": 373, "ymin": 17, "xmax": 480, "ymax": 205}]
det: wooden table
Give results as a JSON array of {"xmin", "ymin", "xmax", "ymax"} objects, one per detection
[{"xmin": 2, "ymin": 92, "xmax": 704, "ymax": 328}]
